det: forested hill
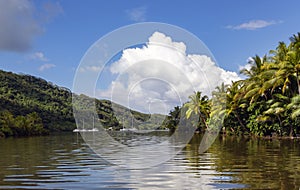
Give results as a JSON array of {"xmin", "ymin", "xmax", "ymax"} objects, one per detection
[
  {"xmin": 0, "ymin": 69, "xmax": 76, "ymax": 136},
  {"xmin": 0, "ymin": 69, "xmax": 157, "ymax": 137}
]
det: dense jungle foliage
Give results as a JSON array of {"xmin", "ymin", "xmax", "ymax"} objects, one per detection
[
  {"xmin": 0, "ymin": 70, "xmax": 152, "ymax": 137},
  {"xmin": 166, "ymin": 33, "xmax": 300, "ymax": 137}
]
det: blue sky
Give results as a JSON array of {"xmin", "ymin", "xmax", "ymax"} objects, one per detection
[{"xmin": 0, "ymin": 0, "xmax": 299, "ymax": 90}]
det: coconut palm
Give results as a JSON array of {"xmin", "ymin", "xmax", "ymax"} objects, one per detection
[
  {"xmin": 210, "ymin": 83, "xmax": 228, "ymax": 117},
  {"xmin": 287, "ymin": 95, "xmax": 300, "ymax": 119},
  {"xmin": 241, "ymin": 55, "xmax": 270, "ymax": 103},
  {"xmin": 286, "ymin": 35, "xmax": 300, "ymax": 95},
  {"xmin": 226, "ymin": 81, "xmax": 248, "ymax": 131},
  {"xmin": 287, "ymin": 95, "xmax": 300, "ymax": 136},
  {"xmin": 209, "ymin": 83, "xmax": 228, "ymax": 131},
  {"xmin": 266, "ymin": 35, "xmax": 300, "ymax": 96},
  {"xmin": 184, "ymin": 91, "xmax": 210, "ymax": 129},
  {"xmin": 240, "ymin": 55, "xmax": 267, "ymax": 78},
  {"xmin": 258, "ymin": 94, "xmax": 289, "ymax": 135}
]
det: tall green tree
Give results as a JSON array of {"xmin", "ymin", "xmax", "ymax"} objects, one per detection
[
  {"xmin": 266, "ymin": 34, "xmax": 300, "ymax": 96},
  {"xmin": 184, "ymin": 91, "xmax": 210, "ymax": 130},
  {"xmin": 0, "ymin": 111, "xmax": 14, "ymax": 137},
  {"xmin": 287, "ymin": 95, "xmax": 300, "ymax": 119},
  {"xmin": 165, "ymin": 106, "xmax": 181, "ymax": 131}
]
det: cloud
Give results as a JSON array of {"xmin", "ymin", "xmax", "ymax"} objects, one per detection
[
  {"xmin": 126, "ymin": 6, "xmax": 146, "ymax": 22},
  {"xmin": 0, "ymin": 0, "xmax": 63, "ymax": 52},
  {"xmin": 239, "ymin": 63, "xmax": 252, "ymax": 73},
  {"xmin": 39, "ymin": 63, "xmax": 55, "ymax": 71},
  {"xmin": 227, "ymin": 20, "xmax": 281, "ymax": 30},
  {"xmin": 97, "ymin": 32, "xmax": 240, "ymax": 114},
  {"xmin": 0, "ymin": 0, "xmax": 41, "ymax": 51},
  {"xmin": 30, "ymin": 52, "xmax": 49, "ymax": 62},
  {"xmin": 246, "ymin": 56, "xmax": 255, "ymax": 64},
  {"xmin": 79, "ymin": 66, "xmax": 102, "ymax": 73}
]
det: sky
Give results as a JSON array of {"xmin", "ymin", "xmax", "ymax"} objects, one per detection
[{"xmin": 0, "ymin": 0, "xmax": 300, "ymax": 113}]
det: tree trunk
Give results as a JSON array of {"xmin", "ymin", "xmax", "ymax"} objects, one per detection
[
  {"xmin": 199, "ymin": 114, "xmax": 209, "ymax": 129},
  {"xmin": 289, "ymin": 125, "xmax": 294, "ymax": 137},
  {"xmin": 234, "ymin": 112, "xmax": 247, "ymax": 131}
]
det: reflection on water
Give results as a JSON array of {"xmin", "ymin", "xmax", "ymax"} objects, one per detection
[{"xmin": 0, "ymin": 133, "xmax": 300, "ymax": 189}]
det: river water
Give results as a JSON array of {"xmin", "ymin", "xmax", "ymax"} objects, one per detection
[{"xmin": 0, "ymin": 132, "xmax": 300, "ymax": 189}]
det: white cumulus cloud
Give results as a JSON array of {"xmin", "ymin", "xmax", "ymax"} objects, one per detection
[
  {"xmin": 227, "ymin": 20, "xmax": 281, "ymax": 30},
  {"xmin": 98, "ymin": 32, "xmax": 240, "ymax": 114}
]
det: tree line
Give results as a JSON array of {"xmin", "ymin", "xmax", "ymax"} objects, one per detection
[
  {"xmin": 165, "ymin": 33, "xmax": 300, "ymax": 137},
  {"xmin": 1, "ymin": 32, "xmax": 299, "ymax": 138},
  {"xmin": 0, "ymin": 70, "xmax": 154, "ymax": 137},
  {"xmin": 0, "ymin": 111, "xmax": 48, "ymax": 137}
]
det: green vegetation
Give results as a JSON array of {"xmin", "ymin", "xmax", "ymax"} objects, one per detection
[
  {"xmin": 0, "ymin": 111, "xmax": 48, "ymax": 137},
  {"xmin": 2, "ymin": 32, "xmax": 300, "ymax": 138},
  {"xmin": 0, "ymin": 70, "xmax": 76, "ymax": 136},
  {"xmin": 184, "ymin": 92, "xmax": 210, "ymax": 130},
  {"xmin": 73, "ymin": 93, "xmax": 159, "ymax": 131},
  {"xmin": 165, "ymin": 33, "xmax": 300, "ymax": 137},
  {"xmin": 0, "ymin": 70, "xmax": 154, "ymax": 137}
]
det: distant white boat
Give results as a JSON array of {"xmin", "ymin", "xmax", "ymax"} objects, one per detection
[
  {"xmin": 120, "ymin": 128, "xmax": 137, "ymax": 132},
  {"xmin": 73, "ymin": 127, "xmax": 88, "ymax": 132},
  {"xmin": 73, "ymin": 128, "xmax": 82, "ymax": 132},
  {"xmin": 73, "ymin": 117, "xmax": 99, "ymax": 132},
  {"xmin": 120, "ymin": 116, "xmax": 137, "ymax": 131},
  {"xmin": 87, "ymin": 128, "xmax": 99, "ymax": 132},
  {"xmin": 73, "ymin": 128, "xmax": 98, "ymax": 132}
]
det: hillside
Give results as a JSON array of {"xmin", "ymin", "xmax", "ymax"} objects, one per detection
[{"xmin": 0, "ymin": 70, "xmax": 165, "ymax": 137}]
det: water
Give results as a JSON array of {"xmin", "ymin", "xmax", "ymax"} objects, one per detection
[{"xmin": 0, "ymin": 132, "xmax": 300, "ymax": 189}]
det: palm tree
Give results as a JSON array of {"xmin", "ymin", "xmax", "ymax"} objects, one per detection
[
  {"xmin": 287, "ymin": 34, "xmax": 300, "ymax": 95},
  {"xmin": 241, "ymin": 55, "xmax": 269, "ymax": 103},
  {"xmin": 184, "ymin": 91, "xmax": 210, "ymax": 130},
  {"xmin": 266, "ymin": 35, "xmax": 300, "ymax": 96},
  {"xmin": 287, "ymin": 95, "xmax": 300, "ymax": 136},
  {"xmin": 240, "ymin": 55, "xmax": 267, "ymax": 78},
  {"xmin": 209, "ymin": 83, "xmax": 229, "ymax": 133},
  {"xmin": 165, "ymin": 106, "xmax": 181, "ymax": 131},
  {"xmin": 226, "ymin": 81, "xmax": 248, "ymax": 131},
  {"xmin": 287, "ymin": 95, "xmax": 300, "ymax": 119},
  {"xmin": 259, "ymin": 94, "xmax": 289, "ymax": 135},
  {"xmin": 210, "ymin": 83, "xmax": 228, "ymax": 118}
]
